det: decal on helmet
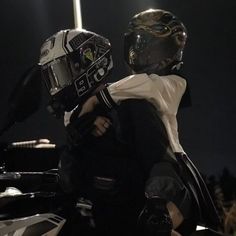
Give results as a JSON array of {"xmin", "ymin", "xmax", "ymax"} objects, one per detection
[
  {"xmin": 69, "ymin": 33, "xmax": 92, "ymax": 51},
  {"xmin": 39, "ymin": 29, "xmax": 113, "ymax": 114},
  {"xmin": 83, "ymin": 48, "xmax": 94, "ymax": 62},
  {"xmin": 39, "ymin": 37, "xmax": 55, "ymax": 61}
]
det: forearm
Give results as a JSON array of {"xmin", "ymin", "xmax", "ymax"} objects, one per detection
[
  {"xmin": 78, "ymin": 95, "xmax": 99, "ymax": 117},
  {"xmin": 81, "ymin": 73, "xmax": 187, "ymax": 114},
  {"xmin": 96, "ymin": 87, "xmax": 118, "ymax": 110},
  {"xmin": 96, "ymin": 74, "xmax": 187, "ymax": 115},
  {"xmin": 96, "ymin": 74, "xmax": 154, "ymax": 110}
]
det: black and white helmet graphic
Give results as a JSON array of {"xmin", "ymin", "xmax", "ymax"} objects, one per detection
[{"xmin": 39, "ymin": 29, "xmax": 113, "ymax": 115}]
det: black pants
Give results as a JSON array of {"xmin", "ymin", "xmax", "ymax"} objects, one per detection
[
  {"xmin": 117, "ymin": 99, "xmax": 220, "ymax": 234},
  {"xmin": 117, "ymin": 99, "xmax": 169, "ymax": 175},
  {"xmin": 117, "ymin": 99, "xmax": 197, "ymax": 234}
]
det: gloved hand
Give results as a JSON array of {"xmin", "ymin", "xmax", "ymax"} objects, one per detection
[
  {"xmin": 138, "ymin": 197, "xmax": 173, "ymax": 236},
  {"xmin": 66, "ymin": 111, "xmax": 97, "ymax": 146}
]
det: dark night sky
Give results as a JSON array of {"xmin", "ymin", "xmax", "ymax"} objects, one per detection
[{"xmin": 0, "ymin": 0, "xmax": 236, "ymax": 175}]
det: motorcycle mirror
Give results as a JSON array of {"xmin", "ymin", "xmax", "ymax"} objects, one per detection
[{"xmin": 0, "ymin": 64, "xmax": 42, "ymax": 136}]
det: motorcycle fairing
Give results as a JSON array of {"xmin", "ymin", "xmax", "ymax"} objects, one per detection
[{"xmin": 0, "ymin": 213, "xmax": 66, "ymax": 236}]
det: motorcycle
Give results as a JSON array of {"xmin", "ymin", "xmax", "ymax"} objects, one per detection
[{"xmin": 0, "ymin": 140, "xmax": 148, "ymax": 235}]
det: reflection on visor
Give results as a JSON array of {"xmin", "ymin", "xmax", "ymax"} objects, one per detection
[{"xmin": 42, "ymin": 57, "xmax": 73, "ymax": 95}]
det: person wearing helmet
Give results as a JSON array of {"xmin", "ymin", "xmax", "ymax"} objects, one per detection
[
  {"xmin": 39, "ymin": 29, "xmax": 147, "ymax": 235},
  {"xmin": 39, "ymin": 28, "xmax": 113, "ymax": 118},
  {"xmin": 77, "ymin": 9, "xmax": 220, "ymax": 236},
  {"xmin": 39, "ymin": 10, "xmax": 221, "ymax": 235}
]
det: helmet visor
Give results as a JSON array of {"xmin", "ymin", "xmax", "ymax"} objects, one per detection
[
  {"xmin": 124, "ymin": 31, "xmax": 153, "ymax": 71},
  {"xmin": 42, "ymin": 57, "xmax": 73, "ymax": 95}
]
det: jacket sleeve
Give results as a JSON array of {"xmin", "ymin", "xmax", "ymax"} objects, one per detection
[{"xmin": 96, "ymin": 73, "xmax": 186, "ymax": 115}]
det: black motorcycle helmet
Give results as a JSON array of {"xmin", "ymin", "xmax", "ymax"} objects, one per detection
[
  {"xmin": 39, "ymin": 29, "xmax": 113, "ymax": 117},
  {"xmin": 124, "ymin": 9, "xmax": 187, "ymax": 75}
]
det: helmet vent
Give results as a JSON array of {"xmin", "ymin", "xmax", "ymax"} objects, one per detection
[{"xmin": 69, "ymin": 33, "xmax": 92, "ymax": 51}]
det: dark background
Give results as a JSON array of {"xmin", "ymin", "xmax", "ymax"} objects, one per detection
[{"xmin": 0, "ymin": 0, "xmax": 235, "ymax": 175}]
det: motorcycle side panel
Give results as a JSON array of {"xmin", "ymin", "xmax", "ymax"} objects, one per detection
[{"xmin": 0, "ymin": 213, "xmax": 66, "ymax": 236}]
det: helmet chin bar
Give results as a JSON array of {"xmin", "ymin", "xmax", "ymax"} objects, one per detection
[
  {"xmin": 47, "ymin": 100, "xmax": 66, "ymax": 118},
  {"xmin": 47, "ymin": 91, "xmax": 83, "ymax": 119},
  {"xmin": 128, "ymin": 58, "xmax": 182, "ymax": 76},
  {"xmin": 46, "ymin": 84, "xmax": 82, "ymax": 118}
]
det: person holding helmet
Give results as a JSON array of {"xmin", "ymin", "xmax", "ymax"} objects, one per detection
[
  {"xmin": 39, "ymin": 29, "xmax": 147, "ymax": 236},
  {"xmin": 77, "ymin": 9, "xmax": 220, "ymax": 236}
]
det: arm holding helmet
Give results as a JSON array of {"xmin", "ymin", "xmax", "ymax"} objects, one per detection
[
  {"xmin": 39, "ymin": 29, "xmax": 114, "ymax": 142},
  {"xmin": 79, "ymin": 73, "xmax": 186, "ymax": 117},
  {"xmin": 78, "ymin": 73, "xmax": 186, "ymax": 153}
]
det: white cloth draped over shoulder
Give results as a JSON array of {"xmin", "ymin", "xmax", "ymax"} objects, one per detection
[{"xmin": 102, "ymin": 73, "xmax": 187, "ymax": 153}]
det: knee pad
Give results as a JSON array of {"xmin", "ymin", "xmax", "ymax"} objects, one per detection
[{"xmin": 138, "ymin": 197, "xmax": 173, "ymax": 236}]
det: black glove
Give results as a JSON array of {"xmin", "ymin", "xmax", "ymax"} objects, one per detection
[
  {"xmin": 66, "ymin": 111, "xmax": 97, "ymax": 146},
  {"xmin": 138, "ymin": 197, "xmax": 173, "ymax": 236}
]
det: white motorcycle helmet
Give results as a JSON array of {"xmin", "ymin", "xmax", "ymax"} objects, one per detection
[{"xmin": 39, "ymin": 29, "xmax": 113, "ymax": 116}]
